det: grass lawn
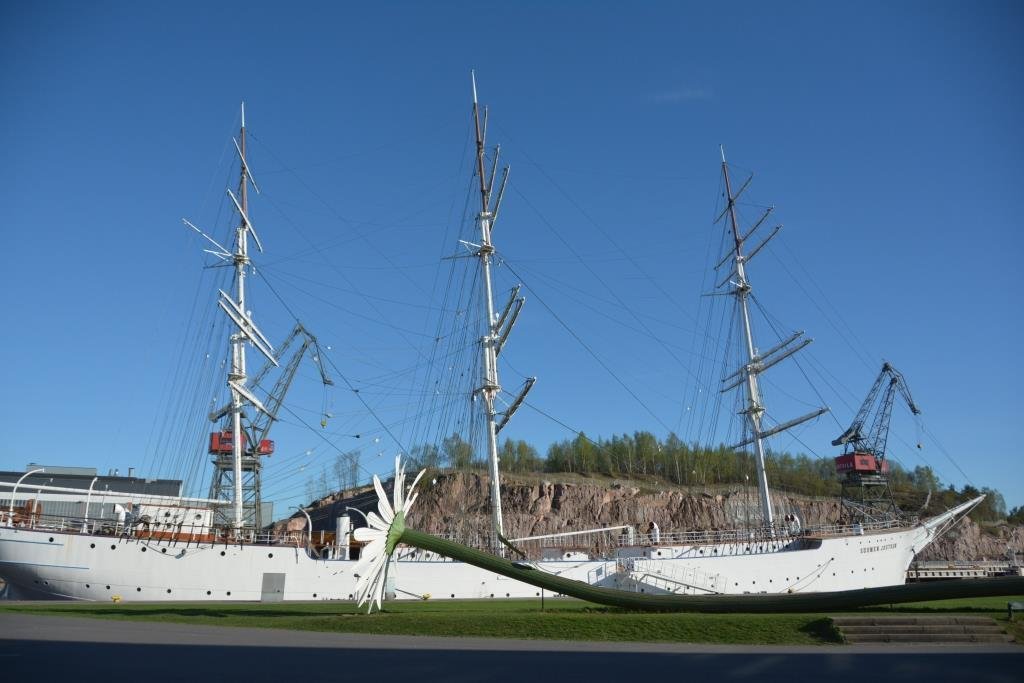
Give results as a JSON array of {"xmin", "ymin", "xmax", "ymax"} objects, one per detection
[{"xmin": 1, "ymin": 595, "xmax": 1021, "ymax": 645}]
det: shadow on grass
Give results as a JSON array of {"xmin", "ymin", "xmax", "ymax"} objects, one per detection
[
  {"xmin": 853, "ymin": 605, "xmax": 1002, "ymax": 614},
  {"xmin": 801, "ymin": 617, "xmax": 843, "ymax": 643},
  {"xmin": 8, "ymin": 606, "xmax": 354, "ymax": 620}
]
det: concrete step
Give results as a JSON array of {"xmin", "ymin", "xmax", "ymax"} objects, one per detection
[
  {"xmin": 843, "ymin": 633, "xmax": 1014, "ymax": 644},
  {"xmin": 831, "ymin": 615, "xmax": 1014, "ymax": 645},
  {"xmin": 832, "ymin": 616, "xmax": 995, "ymax": 626},
  {"xmin": 839, "ymin": 624, "xmax": 1005, "ymax": 635}
]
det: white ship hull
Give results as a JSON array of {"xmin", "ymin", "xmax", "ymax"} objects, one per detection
[{"xmin": 0, "ymin": 505, "xmax": 967, "ymax": 602}]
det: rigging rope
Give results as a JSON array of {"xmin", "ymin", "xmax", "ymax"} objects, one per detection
[{"xmin": 499, "ymin": 259, "xmax": 674, "ymax": 434}]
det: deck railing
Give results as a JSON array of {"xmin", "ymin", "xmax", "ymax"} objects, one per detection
[
  {"xmin": 0, "ymin": 510, "xmax": 309, "ymax": 548},
  {"xmin": 2, "ymin": 507, "xmax": 921, "ymax": 560}
]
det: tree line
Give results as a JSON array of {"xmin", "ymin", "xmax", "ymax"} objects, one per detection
[
  {"xmin": 392, "ymin": 430, "xmax": 1010, "ymax": 523},
  {"xmin": 305, "ymin": 431, "xmax": 1009, "ymax": 523}
]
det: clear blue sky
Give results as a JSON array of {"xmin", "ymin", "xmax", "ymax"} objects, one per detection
[{"xmin": 1, "ymin": 1, "xmax": 1021, "ymax": 513}]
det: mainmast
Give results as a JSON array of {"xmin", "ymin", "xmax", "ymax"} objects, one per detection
[
  {"xmin": 470, "ymin": 73, "xmax": 534, "ymax": 552},
  {"xmin": 717, "ymin": 148, "xmax": 828, "ymax": 528}
]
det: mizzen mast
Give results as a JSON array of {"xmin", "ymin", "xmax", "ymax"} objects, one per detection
[
  {"xmin": 717, "ymin": 147, "xmax": 828, "ymax": 527},
  {"xmin": 470, "ymin": 73, "xmax": 534, "ymax": 552}
]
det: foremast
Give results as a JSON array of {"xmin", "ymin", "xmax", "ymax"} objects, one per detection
[
  {"xmin": 470, "ymin": 73, "xmax": 534, "ymax": 552},
  {"xmin": 228, "ymin": 104, "xmax": 252, "ymax": 531},
  {"xmin": 187, "ymin": 103, "xmax": 279, "ymax": 534},
  {"xmin": 717, "ymin": 148, "xmax": 828, "ymax": 528}
]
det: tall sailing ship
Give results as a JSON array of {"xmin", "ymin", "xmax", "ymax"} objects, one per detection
[{"xmin": 0, "ymin": 81, "xmax": 979, "ymax": 603}]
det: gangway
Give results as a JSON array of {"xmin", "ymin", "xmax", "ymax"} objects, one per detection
[{"xmin": 627, "ymin": 558, "xmax": 726, "ymax": 595}]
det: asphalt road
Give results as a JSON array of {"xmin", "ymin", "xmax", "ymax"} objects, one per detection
[{"xmin": 0, "ymin": 613, "xmax": 1020, "ymax": 682}]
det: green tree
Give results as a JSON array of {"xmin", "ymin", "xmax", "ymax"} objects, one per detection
[
  {"xmin": 442, "ymin": 433, "xmax": 474, "ymax": 469},
  {"xmin": 499, "ymin": 438, "xmax": 542, "ymax": 473},
  {"xmin": 1008, "ymin": 506, "xmax": 1024, "ymax": 525},
  {"xmin": 409, "ymin": 443, "xmax": 441, "ymax": 471}
]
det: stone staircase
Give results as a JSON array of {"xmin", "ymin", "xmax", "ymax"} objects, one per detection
[{"xmin": 831, "ymin": 615, "xmax": 1015, "ymax": 644}]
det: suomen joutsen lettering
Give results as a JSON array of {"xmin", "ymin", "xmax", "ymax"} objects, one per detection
[{"xmin": 861, "ymin": 543, "xmax": 898, "ymax": 554}]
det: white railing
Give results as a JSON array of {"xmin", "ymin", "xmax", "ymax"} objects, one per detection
[
  {"xmin": 0, "ymin": 510, "xmax": 311, "ymax": 549},
  {"xmin": 405, "ymin": 518, "xmax": 917, "ymax": 558},
  {"xmin": 627, "ymin": 557, "xmax": 725, "ymax": 594},
  {"xmin": 585, "ymin": 561, "xmax": 620, "ymax": 585}
]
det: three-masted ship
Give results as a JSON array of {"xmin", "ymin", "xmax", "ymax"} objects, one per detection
[{"xmin": 0, "ymin": 84, "xmax": 979, "ymax": 603}]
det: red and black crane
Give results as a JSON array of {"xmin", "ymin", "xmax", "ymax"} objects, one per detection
[{"xmin": 833, "ymin": 362, "xmax": 921, "ymax": 522}]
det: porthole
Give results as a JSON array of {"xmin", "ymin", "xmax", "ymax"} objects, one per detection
[
  {"xmin": 220, "ymin": 551, "xmax": 226, "ymax": 556},
  {"xmin": 506, "ymin": 593, "xmax": 510, "ymax": 597},
  {"xmin": 106, "ymin": 585, "xmax": 110, "ymax": 590},
  {"xmin": 451, "ymin": 594, "xmax": 455, "ymax": 598},
  {"xmin": 49, "ymin": 537, "xmax": 54, "ymax": 542},
  {"xmin": 226, "ymin": 591, "xmax": 231, "ymax": 596},
  {"xmin": 161, "ymin": 548, "xmax": 166, "ymax": 554},
  {"xmin": 166, "ymin": 589, "xmax": 171, "ymax": 594},
  {"xmin": 490, "ymin": 593, "xmax": 494, "ymax": 598},
  {"xmin": 268, "ymin": 553, "xmax": 273, "ymax": 558},
  {"xmin": 141, "ymin": 547, "xmax": 147, "ymax": 552},
  {"xmin": 206, "ymin": 591, "xmax": 212, "ymax": 595},
  {"xmin": 86, "ymin": 584, "xmax": 90, "ymax": 588},
  {"xmin": 349, "ymin": 594, "xmax": 354, "ymax": 599},
  {"xmin": 90, "ymin": 543, "xmax": 95, "ymax": 549},
  {"xmin": 313, "ymin": 593, "xmax": 317, "ymax": 598},
  {"xmin": 136, "ymin": 587, "xmax": 141, "ymax": 592},
  {"xmin": 110, "ymin": 545, "xmax": 116, "ymax": 550}
]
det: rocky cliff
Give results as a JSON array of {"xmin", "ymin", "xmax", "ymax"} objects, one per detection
[
  {"xmin": 306, "ymin": 470, "xmax": 1022, "ymax": 562},
  {"xmin": 916, "ymin": 517, "xmax": 1024, "ymax": 562},
  {"xmin": 411, "ymin": 472, "xmax": 840, "ymax": 535}
]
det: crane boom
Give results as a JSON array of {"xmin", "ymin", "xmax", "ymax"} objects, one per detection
[
  {"xmin": 833, "ymin": 362, "xmax": 920, "ymax": 466},
  {"xmin": 833, "ymin": 362, "xmax": 921, "ymax": 524},
  {"xmin": 249, "ymin": 323, "xmax": 333, "ymax": 448}
]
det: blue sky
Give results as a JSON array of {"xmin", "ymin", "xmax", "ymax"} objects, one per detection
[{"xmin": 1, "ymin": 1, "xmax": 1021, "ymax": 513}]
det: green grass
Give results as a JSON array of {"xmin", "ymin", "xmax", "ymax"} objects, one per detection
[{"xmin": 2, "ymin": 596, "xmax": 1020, "ymax": 645}]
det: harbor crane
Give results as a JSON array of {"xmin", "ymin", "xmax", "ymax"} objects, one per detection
[
  {"xmin": 832, "ymin": 362, "xmax": 921, "ymax": 523},
  {"xmin": 208, "ymin": 322, "xmax": 333, "ymax": 528}
]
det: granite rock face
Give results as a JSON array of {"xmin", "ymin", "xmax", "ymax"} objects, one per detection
[
  {"xmin": 300, "ymin": 471, "xmax": 1021, "ymax": 562},
  {"xmin": 403, "ymin": 472, "xmax": 1021, "ymax": 561},
  {"xmin": 410, "ymin": 472, "xmax": 843, "ymax": 537},
  {"xmin": 917, "ymin": 516, "xmax": 1024, "ymax": 562}
]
